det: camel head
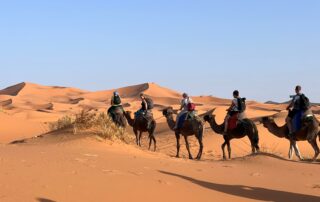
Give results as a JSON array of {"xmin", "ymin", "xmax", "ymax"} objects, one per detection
[
  {"xmin": 203, "ymin": 108, "xmax": 217, "ymax": 122},
  {"xmin": 203, "ymin": 114, "xmax": 212, "ymax": 122},
  {"xmin": 261, "ymin": 116, "xmax": 275, "ymax": 127},
  {"xmin": 162, "ymin": 107, "xmax": 174, "ymax": 117},
  {"xmin": 203, "ymin": 114, "xmax": 216, "ymax": 122}
]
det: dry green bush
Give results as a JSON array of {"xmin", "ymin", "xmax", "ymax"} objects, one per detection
[
  {"xmin": 49, "ymin": 115, "xmax": 74, "ymax": 131},
  {"xmin": 92, "ymin": 112, "xmax": 128, "ymax": 142},
  {"xmin": 49, "ymin": 110, "xmax": 130, "ymax": 143}
]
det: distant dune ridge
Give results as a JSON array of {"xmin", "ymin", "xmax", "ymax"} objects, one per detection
[{"xmin": 0, "ymin": 81, "xmax": 319, "ymax": 143}]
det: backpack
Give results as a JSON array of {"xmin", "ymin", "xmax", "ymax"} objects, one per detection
[
  {"xmin": 300, "ymin": 94, "xmax": 310, "ymax": 110},
  {"xmin": 145, "ymin": 97, "xmax": 154, "ymax": 110},
  {"xmin": 187, "ymin": 103, "xmax": 196, "ymax": 111},
  {"xmin": 237, "ymin": 97, "xmax": 246, "ymax": 113},
  {"xmin": 113, "ymin": 95, "xmax": 121, "ymax": 105}
]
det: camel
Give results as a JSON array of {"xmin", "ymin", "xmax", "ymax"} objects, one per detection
[
  {"xmin": 107, "ymin": 106, "xmax": 127, "ymax": 128},
  {"xmin": 203, "ymin": 109, "xmax": 260, "ymax": 160},
  {"xmin": 261, "ymin": 112, "xmax": 319, "ymax": 161},
  {"xmin": 124, "ymin": 111, "xmax": 157, "ymax": 151},
  {"xmin": 162, "ymin": 107, "xmax": 204, "ymax": 160}
]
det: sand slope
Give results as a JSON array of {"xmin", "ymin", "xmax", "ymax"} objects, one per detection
[{"xmin": 0, "ymin": 133, "xmax": 319, "ymax": 202}]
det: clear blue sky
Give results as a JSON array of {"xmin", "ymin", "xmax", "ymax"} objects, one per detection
[{"xmin": 1, "ymin": 0, "xmax": 319, "ymax": 102}]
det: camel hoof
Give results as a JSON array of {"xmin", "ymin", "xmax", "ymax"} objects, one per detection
[
  {"xmin": 189, "ymin": 156, "xmax": 193, "ymax": 160},
  {"xmin": 175, "ymin": 155, "xmax": 180, "ymax": 158},
  {"xmin": 313, "ymin": 153, "xmax": 320, "ymax": 161}
]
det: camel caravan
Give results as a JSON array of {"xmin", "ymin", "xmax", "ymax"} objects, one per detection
[{"xmin": 107, "ymin": 85, "xmax": 320, "ymax": 161}]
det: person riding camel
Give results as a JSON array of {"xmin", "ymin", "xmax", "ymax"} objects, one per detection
[
  {"xmin": 108, "ymin": 91, "xmax": 124, "ymax": 121},
  {"xmin": 111, "ymin": 91, "xmax": 122, "ymax": 106},
  {"xmin": 286, "ymin": 85, "xmax": 311, "ymax": 136},
  {"xmin": 135, "ymin": 93, "xmax": 154, "ymax": 129},
  {"xmin": 174, "ymin": 93, "xmax": 193, "ymax": 130},
  {"xmin": 224, "ymin": 90, "xmax": 246, "ymax": 134}
]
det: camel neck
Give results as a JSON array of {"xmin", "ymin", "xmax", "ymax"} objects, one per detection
[
  {"xmin": 264, "ymin": 121, "xmax": 287, "ymax": 138},
  {"xmin": 208, "ymin": 117, "xmax": 224, "ymax": 134},
  {"xmin": 125, "ymin": 113, "xmax": 135, "ymax": 127},
  {"xmin": 166, "ymin": 115, "xmax": 176, "ymax": 131}
]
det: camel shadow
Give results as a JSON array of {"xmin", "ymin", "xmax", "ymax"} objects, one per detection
[
  {"xmin": 159, "ymin": 171, "xmax": 320, "ymax": 202},
  {"xmin": 229, "ymin": 152, "xmax": 320, "ymax": 165},
  {"xmin": 36, "ymin": 198, "xmax": 56, "ymax": 202}
]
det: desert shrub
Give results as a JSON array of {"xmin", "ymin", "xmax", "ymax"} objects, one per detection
[
  {"xmin": 49, "ymin": 115, "xmax": 74, "ymax": 131},
  {"xmin": 73, "ymin": 110, "xmax": 96, "ymax": 134},
  {"xmin": 50, "ymin": 110, "xmax": 130, "ymax": 143},
  {"xmin": 92, "ymin": 112, "xmax": 128, "ymax": 141}
]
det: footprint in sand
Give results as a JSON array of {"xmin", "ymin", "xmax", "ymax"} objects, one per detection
[
  {"xmin": 157, "ymin": 179, "xmax": 171, "ymax": 185},
  {"xmin": 222, "ymin": 165, "xmax": 233, "ymax": 168},
  {"xmin": 250, "ymin": 172, "xmax": 261, "ymax": 177},
  {"xmin": 83, "ymin": 154, "xmax": 98, "ymax": 158},
  {"xmin": 128, "ymin": 171, "xmax": 144, "ymax": 176},
  {"xmin": 312, "ymin": 184, "xmax": 320, "ymax": 189},
  {"xmin": 102, "ymin": 169, "xmax": 123, "ymax": 175},
  {"xmin": 74, "ymin": 158, "xmax": 88, "ymax": 163}
]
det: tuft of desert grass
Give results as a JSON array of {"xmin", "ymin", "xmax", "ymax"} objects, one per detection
[
  {"xmin": 49, "ymin": 110, "xmax": 131, "ymax": 143},
  {"xmin": 49, "ymin": 115, "xmax": 74, "ymax": 131}
]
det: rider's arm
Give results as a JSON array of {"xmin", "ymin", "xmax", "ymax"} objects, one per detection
[
  {"xmin": 227, "ymin": 100, "xmax": 235, "ymax": 111},
  {"xmin": 143, "ymin": 99, "xmax": 148, "ymax": 110},
  {"xmin": 179, "ymin": 100, "xmax": 184, "ymax": 110},
  {"xmin": 286, "ymin": 100, "xmax": 294, "ymax": 110},
  {"xmin": 111, "ymin": 96, "xmax": 114, "ymax": 105}
]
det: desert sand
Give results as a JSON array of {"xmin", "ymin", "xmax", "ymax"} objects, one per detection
[{"xmin": 0, "ymin": 82, "xmax": 319, "ymax": 202}]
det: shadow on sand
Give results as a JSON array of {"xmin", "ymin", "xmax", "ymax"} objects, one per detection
[
  {"xmin": 159, "ymin": 171, "xmax": 320, "ymax": 202},
  {"xmin": 227, "ymin": 152, "xmax": 320, "ymax": 165},
  {"xmin": 36, "ymin": 198, "xmax": 56, "ymax": 202}
]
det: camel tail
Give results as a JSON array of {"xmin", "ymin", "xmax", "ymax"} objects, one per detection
[
  {"xmin": 252, "ymin": 122, "xmax": 260, "ymax": 146},
  {"xmin": 252, "ymin": 123, "xmax": 259, "ymax": 145}
]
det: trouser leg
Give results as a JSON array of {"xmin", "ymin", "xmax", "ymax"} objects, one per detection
[
  {"xmin": 224, "ymin": 114, "xmax": 231, "ymax": 133},
  {"xmin": 286, "ymin": 117, "xmax": 293, "ymax": 134}
]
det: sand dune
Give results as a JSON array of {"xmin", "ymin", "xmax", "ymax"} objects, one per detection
[
  {"xmin": 0, "ymin": 82, "xmax": 26, "ymax": 96},
  {"xmin": 0, "ymin": 82, "xmax": 319, "ymax": 202},
  {"xmin": 0, "ymin": 99, "xmax": 12, "ymax": 107}
]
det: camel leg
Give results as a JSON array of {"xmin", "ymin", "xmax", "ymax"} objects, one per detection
[
  {"xmin": 133, "ymin": 129, "xmax": 138, "ymax": 146},
  {"xmin": 288, "ymin": 141, "xmax": 294, "ymax": 160},
  {"xmin": 227, "ymin": 140, "xmax": 231, "ymax": 159},
  {"xmin": 196, "ymin": 136, "xmax": 203, "ymax": 160},
  {"xmin": 148, "ymin": 129, "xmax": 157, "ymax": 152},
  {"xmin": 184, "ymin": 136, "xmax": 193, "ymax": 160},
  {"xmin": 221, "ymin": 141, "xmax": 227, "ymax": 160},
  {"xmin": 148, "ymin": 135, "xmax": 152, "ymax": 151},
  {"xmin": 308, "ymin": 139, "xmax": 320, "ymax": 161},
  {"xmin": 175, "ymin": 132, "xmax": 181, "ymax": 158},
  {"xmin": 152, "ymin": 135, "xmax": 157, "ymax": 152},
  {"xmin": 255, "ymin": 144, "xmax": 260, "ymax": 153},
  {"xmin": 138, "ymin": 131, "xmax": 142, "ymax": 147},
  {"xmin": 249, "ymin": 138, "xmax": 256, "ymax": 154},
  {"xmin": 150, "ymin": 123, "xmax": 157, "ymax": 152},
  {"xmin": 293, "ymin": 141, "xmax": 303, "ymax": 160}
]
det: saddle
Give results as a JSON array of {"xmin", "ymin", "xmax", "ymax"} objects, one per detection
[
  {"xmin": 177, "ymin": 111, "xmax": 201, "ymax": 129},
  {"xmin": 136, "ymin": 110, "xmax": 154, "ymax": 122},
  {"xmin": 228, "ymin": 113, "xmax": 239, "ymax": 130},
  {"xmin": 113, "ymin": 106, "xmax": 124, "ymax": 115}
]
